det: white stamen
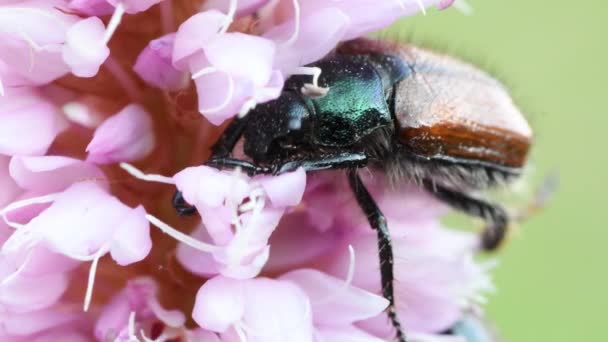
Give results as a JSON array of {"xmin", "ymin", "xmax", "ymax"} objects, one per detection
[
  {"xmin": 0, "ymin": 193, "xmax": 58, "ymax": 229},
  {"xmin": 345, "ymin": 244, "xmax": 356, "ymax": 287},
  {"xmin": 140, "ymin": 329, "xmax": 153, "ymax": 342},
  {"xmin": 120, "ymin": 163, "xmax": 175, "ymax": 185},
  {"xmin": 191, "ymin": 69, "xmax": 235, "ymax": 114},
  {"xmin": 104, "ymin": 3, "xmax": 125, "ymax": 45},
  {"xmin": 146, "ymin": 214, "xmax": 219, "ymax": 253},
  {"xmin": 283, "ymin": 0, "xmax": 301, "ymax": 46},
  {"xmin": 62, "ymin": 102, "xmax": 102, "ymax": 128},
  {"xmin": 83, "ymin": 245, "xmax": 109, "ymax": 312},
  {"xmin": 238, "ymin": 99, "xmax": 257, "ymax": 118},
  {"xmin": 234, "ymin": 324, "xmax": 249, "ymax": 342},
  {"xmin": 128, "ymin": 312, "xmax": 140, "ymax": 342},
  {"xmin": 291, "ymin": 66, "xmax": 329, "ymax": 98},
  {"xmin": 220, "ymin": 0, "xmax": 238, "ymax": 34},
  {"xmin": 453, "ymin": 0, "xmax": 474, "ymax": 15},
  {"xmin": 300, "ymin": 83, "xmax": 329, "ymax": 99},
  {"xmin": 191, "ymin": 66, "xmax": 216, "ymax": 80},
  {"xmin": 15, "ymin": 31, "xmax": 40, "ymax": 73},
  {"xmin": 313, "ymin": 245, "xmax": 356, "ymax": 304},
  {"xmin": 238, "ymin": 187, "xmax": 265, "ymax": 213}
]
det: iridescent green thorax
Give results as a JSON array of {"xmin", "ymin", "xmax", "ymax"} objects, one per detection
[{"xmin": 293, "ymin": 56, "xmax": 393, "ymax": 147}]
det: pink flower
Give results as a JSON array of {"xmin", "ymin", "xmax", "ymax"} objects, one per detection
[
  {"xmin": 86, "ymin": 104, "xmax": 155, "ymax": 164},
  {"xmin": 0, "ymin": 88, "xmax": 67, "ymax": 156},
  {"xmin": 193, "ymin": 269, "xmax": 388, "ymax": 342},
  {"xmin": 95, "ymin": 277, "xmax": 185, "ymax": 341},
  {"xmin": 134, "ymin": 34, "xmax": 187, "ymax": 91},
  {"xmin": 0, "ymin": 1, "xmax": 111, "ymax": 84},
  {"xmin": 0, "ymin": 0, "xmax": 510, "ymax": 341},
  {"xmin": 173, "ymin": 10, "xmax": 283, "ymax": 125},
  {"xmin": 174, "ymin": 166, "xmax": 306, "ymax": 279}
]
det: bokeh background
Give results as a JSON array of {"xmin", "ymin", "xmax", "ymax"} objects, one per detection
[{"xmin": 383, "ymin": 1, "xmax": 607, "ymax": 341}]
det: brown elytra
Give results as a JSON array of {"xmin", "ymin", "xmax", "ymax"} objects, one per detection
[{"xmin": 340, "ymin": 39, "xmax": 532, "ymax": 169}]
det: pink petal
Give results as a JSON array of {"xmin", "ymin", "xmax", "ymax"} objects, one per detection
[
  {"xmin": 215, "ymin": 245, "xmax": 270, "ymax": 279},
  {"xmin": 252, "ymin": 70, "xmax": 284, "ymax": 103},
  {"xmin": 134, "ymin": 34, "xmax": 187, "ymax": 90},
  {"xmin": 205, "ymin": 33, "xmax": 276, "ymax": 86},
  {"xmin": 18, "ymin": 182, "xmax": 150, "ymax": 264},
  {"xmin": 0, "ymin": 308, "xmax": 79, "ymax": 337},
  {"xmin": 1, "ymin": 244, "xmax": 79, "ymax": 279},
  {"xmin": 196, "ymin": 277, "xmax": 313, "ymax": 341},
  {"xmin": 173, "ymin": 166, "xmax": 250, "ymax": 209},
  {"xmin": 109, "ymin": 206, "xmax": 151, "ymax": 266},
  {"xmin": 438, "ymin": 0, "xmax": 456, "ymax": 10},
  {"xmin": 297, "ymin": 0, "xmax": 438, "ymax": 41},
  {"xmin": 265, "ymin": 7, "xmax": 350, "ymax": 72},
  {"xmin": 240, "ymin": 278, "xmax": 313, "ymax": 342},
  {"xmin": 29, "ymin": 329, "xmax": 91, "ymax": 342},
  {"xmin": 264, "ymin": 211, "xmax": 343, "ymax": 273},
  {"xmin": 281, "ymin": 269, "xmax": 388, "ymax": 325},
  {"xmin": 172, "ymin": 10, "xmax": 227, "ymax": 70},
  {"xmin": 86, "ymin": 104, "xmax": 155, "ymax": 164},
  {"xmin": 96, "ymin": 277, "xmax": 185, "ymax": 340},
  {"xmin": 186, "ymin": 329, "xmax": 223, "ymax": 342},
  {"xmin": 176, "ymin": 225, "xmax": 220, "ymax": 277},
  {"xmin": 193, "ymin": 276, "xmax": 245, "ymax": 333},
  {"xmin": 0, "ymin": 156, "xmax": 21, "ymax": 207},
  {"xmin": 107, "ymin": 0, "xmax": 163, "ymax": 13},
  {"xmin": 9, "ymin": 156, "xmax": 105, "ymax": 193},
  {"xmin": 0, "ymin": 2, "xmax": 75, "ymax": 84},
  {"xmin": 0, "ymin": 88, "xmax": 67, "ymax": 156},
  {"xmin": 257, "ymin": 167, "xmax": 306, "ymax": 206},
  {"xmin": 0, "ymin": 273, "xmax": 68, "ymax": 313},
  {"xmin": 62, "ymin": 17, "xmax": 110, "ymax": 78},
  {"xmin": 316, "ymin": 326, "xmax": 386, "ymax": 342},
  {"xmin": 202, "ymin": 0, "xmax": 271, "ymax": 17},
  {"xmin": 68, "ymin": 0, "xmax": 115, "ymax": 16},
  {"xmin": 328, "ymin": 229, "xmax": 490, "ymax": 334},
  {"xmin": 193, "ymin": 69, "xmax": 252, "ymax": 125}
]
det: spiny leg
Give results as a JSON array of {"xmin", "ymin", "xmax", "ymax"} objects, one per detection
[
  {"xmin": 348, "ymin": 170, "xmax": 406, "ymax": 342},
  {"xmin": 272, "ymin": 152, "xmax": 367, "ymax": 174},
  {"xmin": 422, "ymin": 180, "xmax": 508, "ymax": 251},
  {"xmin": 210, "ymin": 115, "xmax": 250, "ymax": 158},
  {"xmin": 206, "ymin": 152, "xmax": 368, "ymax": 175}
]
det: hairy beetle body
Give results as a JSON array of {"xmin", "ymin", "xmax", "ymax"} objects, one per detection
[{"xmin": 174, "ymin": 39, "xmax": 533, "ymax": 342}]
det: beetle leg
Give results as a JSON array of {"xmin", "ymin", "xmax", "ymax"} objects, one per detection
[
  {"xmin": 172, "ymin": 190, "xmax": 197, "ymax": 216},
  {"xmin": 422, "ymin": 180, "xmax": 508, "ymax": 251},
  {"xmin": 210, "ymin": 116, "xmax": 250, "ymax": 158},
  {"xmin": 348, "ymin": 170, "xmax": 407, "ymax": 342},
  {"xmin": 205, "ymin": 158, "xmax": 271, "ymax": 176},
  {"xmin": 273, "ymin": 152, "xmax": 368, "ymax": 174}
]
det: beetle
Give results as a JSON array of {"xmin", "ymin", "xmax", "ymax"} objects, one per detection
[{"xmin": 172, "ymin": 38, "xmax": 532, "ymax": 342}]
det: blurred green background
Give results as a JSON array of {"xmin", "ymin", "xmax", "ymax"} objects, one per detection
[{"xmin": 386, "ymin": 1, "xmax": 607, "ymax": 341}]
